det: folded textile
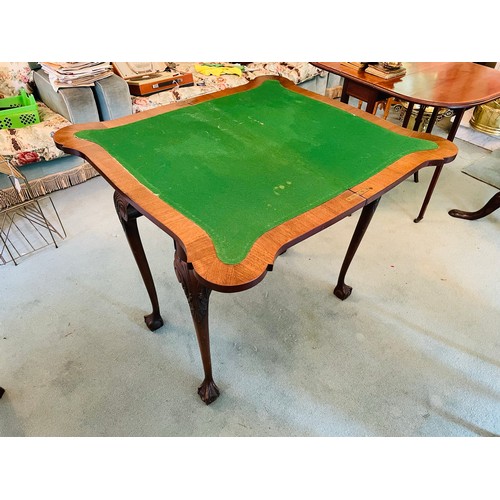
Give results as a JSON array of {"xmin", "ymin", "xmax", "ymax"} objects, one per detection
[{"xmin": 194, "ymin": 64, "xmax": 243, "ymax": 77}]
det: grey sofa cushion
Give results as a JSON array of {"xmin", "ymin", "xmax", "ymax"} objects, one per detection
[
  {"xmin": 33, "ymin": 69, "xmax": 100, "ymax": 124},
  {"xmin": 93, "ymin": 74, "xmax": 132, "ymax": 120}
]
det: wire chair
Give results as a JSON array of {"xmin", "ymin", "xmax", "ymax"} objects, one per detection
[{"xmin": 0, "ymin": 154, "xmax": 66, "ymax": 265}]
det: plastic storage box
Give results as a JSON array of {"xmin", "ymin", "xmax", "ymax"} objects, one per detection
[{"xmin": 0, "ymin": 89, "xmax": 40, "ymax": 130}]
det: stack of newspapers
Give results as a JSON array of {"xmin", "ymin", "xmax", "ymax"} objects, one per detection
[{"xmin": 39, "ymin": 62, "xmax": 114, "ymax": 91}]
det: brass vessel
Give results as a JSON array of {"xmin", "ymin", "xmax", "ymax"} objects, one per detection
[
  {"xmin": 470, "ymin": 99, "xmax": 500, "ymax": 136},
  {"xmin": 396, "ymin": 101, "xmax": 450, "ymax": 132}
]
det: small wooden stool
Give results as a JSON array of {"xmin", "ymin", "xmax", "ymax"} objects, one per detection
[{"xmin": 358, "ymin": 97, "xmax": 395, "ymax": 120}]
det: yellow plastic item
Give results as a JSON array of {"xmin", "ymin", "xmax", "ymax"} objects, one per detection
[{"xmin": 194, "ymin": 64, "xmax": 243, "ymax": 78}]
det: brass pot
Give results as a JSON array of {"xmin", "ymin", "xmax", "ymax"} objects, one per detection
[
  {"xmin": 470, "ymin": 99, "xmax": 500, "ymax": 136},
  {"xmin": 397, "ymin": 101, "xmax": 449, "ymax": 132}
]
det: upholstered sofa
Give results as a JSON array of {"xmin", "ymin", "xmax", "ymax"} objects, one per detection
[
  {"xmin": 124, "ymin": 62, "xmax": 328, "ymax": 113},
  {"xmin": 1, "ymin": 62, "xmax": 330, "ymax": 209},
  {"xmin": 0, "ymin": 62, "xmax": 130, "ymax": 209}
]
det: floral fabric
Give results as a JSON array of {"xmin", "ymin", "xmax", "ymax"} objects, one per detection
[
  {"xmin": 0, "ymin": 62, "xmax": 34, "ymax": 98},
  {"xmin": 245, "ymin": 62, "xmax": 323, "ymax": 84},
  {"xmin": 1, "ymin": 61, "xmax": 324, "ymax": 208},
  {"xmin": 1, "ymin": 62, "xmax": 69, "ymax": 168},
  {"xmin": 0, "ymin": 102, "xmax": 69, "ymax": 167},
  {"xmin": 131, "ymin": 62, "xmax": 324, "ymax": 113},
  {"xmin": 1, "ymin": 62, "xmax": 324, "ymax": 166}
]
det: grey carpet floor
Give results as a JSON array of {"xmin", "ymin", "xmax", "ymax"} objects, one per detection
[
  {"xmin": 462, "ymin": 148, "xmax": 500, "ymax": 189},
  {"xmin": 1, "ymin": 135, "xmax": 499, "ymax": 437}
]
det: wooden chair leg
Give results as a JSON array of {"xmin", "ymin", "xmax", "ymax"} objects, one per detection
[
  {"xmin": 362, "ymin": 97, "xmax": 393, "ymax": 120},
  {"xmin": 382, "ymin": 97, "xmax": 394, "ymax": 119}
]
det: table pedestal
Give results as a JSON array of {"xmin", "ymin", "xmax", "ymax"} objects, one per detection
[{"xmin": 448, "ymin": 191, "xmax": 500, "ymax": 220}]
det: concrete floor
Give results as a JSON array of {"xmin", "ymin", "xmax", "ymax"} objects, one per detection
[{"xmin": 1, "ymin": 110, "xmax": 499, "ymax": 438}]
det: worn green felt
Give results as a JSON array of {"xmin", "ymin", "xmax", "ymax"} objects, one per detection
[{"xmin": 76, "ymin": 80, "xmax": 437, "ymax": 264}]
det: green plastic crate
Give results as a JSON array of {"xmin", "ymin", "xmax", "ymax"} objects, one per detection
[{"xmin": 0, "ymin": 89, "xmax": 40, "ymax": 130}]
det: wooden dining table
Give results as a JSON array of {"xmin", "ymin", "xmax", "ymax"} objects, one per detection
[{"xmin": 312, "ymin": 62, "xmax": 500, "ymax": 221}]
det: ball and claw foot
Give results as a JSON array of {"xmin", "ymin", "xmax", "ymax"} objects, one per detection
[
  {"xmin": 144, "ymin": 312, "xmax": 164, "ymax": 331},
  {"xmin": 198, "ymin": 378, "xmax": 220, "ymax": 405},
  {"xmin": 334, "ymin": 283, "xmax": 353, "ymax": 301}
]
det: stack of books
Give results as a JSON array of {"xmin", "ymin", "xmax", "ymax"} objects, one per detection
[
  {"xmin": 39, "ymin": 62, "xmax": 114, "ymax": 91},
  {"xmin": 364, "ymin": 63, "xmax": 406, "ymax": 79},
  {"xmin": 340, "ymin": 62, "xmax": 369, "ymax": 71}
]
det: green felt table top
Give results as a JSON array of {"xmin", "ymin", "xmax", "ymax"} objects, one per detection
[{"xmin": 76, "ymin": 80, "xmax": 438, "ymax": 264}]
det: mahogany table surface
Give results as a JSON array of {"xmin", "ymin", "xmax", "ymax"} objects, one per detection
[{"xmin": 312, "ymin": 62, "xmax": 500, "ymax": 109}]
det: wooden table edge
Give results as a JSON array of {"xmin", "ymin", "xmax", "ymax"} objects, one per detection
[
  {"xmin": 311, "ymin": 62, "xmax": 500, "ymax": 109},
  {"xmin": 54, "ymin": 76, "xmax": 457, "ymax": 292}
]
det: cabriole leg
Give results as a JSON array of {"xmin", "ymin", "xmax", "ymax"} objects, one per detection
[
  {"xmin": 113, "ymin": 191, "xmax": 164, "ymax": 331},
  {"xmin": 334, "ymin": 198, "xmax": 381, "ymax": 300},
  {"xmin": 174, "ymin": 244, "xmax": 220, "ymax": 405},
  {"xmin": 414, "ymin": 162, "xmax": 444, "ymax": 223}
]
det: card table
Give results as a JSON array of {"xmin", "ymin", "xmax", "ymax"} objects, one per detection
[{"xmin": 55, "ymin": 77, "xmax": 457, "ymax": 404}]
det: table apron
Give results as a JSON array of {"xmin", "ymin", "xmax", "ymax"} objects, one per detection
[{"xmin": 342, "ymin": 79, "xmax": 389, "ymax": 112}]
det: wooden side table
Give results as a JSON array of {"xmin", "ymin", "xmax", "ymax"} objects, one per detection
[{"xmin": 311, "ymin": 62, "xmax": 500, "ymax": 222}]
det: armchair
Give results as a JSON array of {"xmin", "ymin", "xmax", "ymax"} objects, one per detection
[{"xmin": 0, "ymin": 62, "xmax": 131, "ymax": 209}]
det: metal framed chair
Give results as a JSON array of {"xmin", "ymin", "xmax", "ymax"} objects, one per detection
[{"xmin": 0, "ymin": 154, "xmax": 66, "ymax": 265}]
